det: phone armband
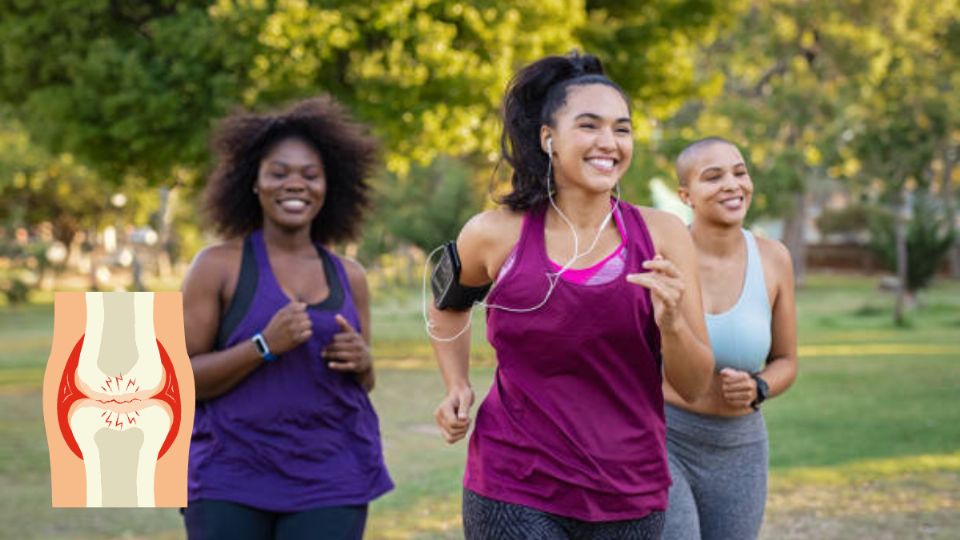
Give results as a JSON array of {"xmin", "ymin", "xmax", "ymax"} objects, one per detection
[{"xmin": 431, "ymin": 241, "xmax": 491, "ymax": 311}]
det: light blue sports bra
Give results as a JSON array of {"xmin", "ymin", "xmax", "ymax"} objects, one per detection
[{"xmin": 705, "ymin": 230, "xmax": 772, "ymax": 374}]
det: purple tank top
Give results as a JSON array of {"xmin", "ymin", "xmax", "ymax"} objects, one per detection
[
  {"xmin": 465, "ymin": 201, "xmax": 668, "ymax": 521},
  {"xmin": 188, "ymin": 230, "xmax": 393, "ymax": 511}
]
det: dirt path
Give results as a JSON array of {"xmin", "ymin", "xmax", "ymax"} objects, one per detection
[{"xmin": 762, "ymin": 462, "xmax": 960, "ymax": 539}]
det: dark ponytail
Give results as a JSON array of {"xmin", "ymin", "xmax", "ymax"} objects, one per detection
[{"xmin": 498, "ymin": 51, "xmax": 629, "ymax": 211}]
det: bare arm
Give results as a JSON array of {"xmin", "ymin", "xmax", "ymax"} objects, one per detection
[
  {"xmin": 183, "ymin": 246, "xmax": 263, "ymax": 401},
  {"xmin": 183, "ymin": 245, "xmax": 312, "ymax": 401},
  {"xmin": 431, "ymin": 209, "xmax": 521, "ymax": 443},
  {"xmin": 758, "ymin": 240, "xmax": 798, "ymax": 397},
  {"xmin": 630, "ymin": 209, "xmax": 714, "ymax": 402},
  {"xmin": 718, "ymin": 239, "xmax": 798, "ymax": 409}
]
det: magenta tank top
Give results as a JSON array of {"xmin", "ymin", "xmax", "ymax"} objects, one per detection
[{"xmin": 465, "ymin": 201, "xmax": 668, "ymax": 522}]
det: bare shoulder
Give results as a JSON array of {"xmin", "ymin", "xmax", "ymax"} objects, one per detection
[
  {"xmin": 338, "ymin": 255, "xmax": 368, "ymax": 289},
  {"xmin": 459, "ymin": 207, "xmax": 524, "ymax": 248},
  {"xmin": 755, "ymin": 235, "xmax": 795, "ymax": 298},
  {"xmin": 183, "ymin": 239, "xmax": 242, "ymax": 288},
  {"xmin": 458, "ymin": 206, "xmax": 525, "ymax": 283},
  {"xmin": 755, "ymin": 236, "xmax": 793, "ymax": 275},
  {"xmin": 636, "ymin": 206, "xmax": 690, "ymax": 254},
  {"xmin": 637, "ymin": 206, "xmax": 687, "ymax": 233}
]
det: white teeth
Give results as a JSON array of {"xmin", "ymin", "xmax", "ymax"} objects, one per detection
[
  {"xmin": 280, "ymin": 200, "xmax": 307, "ymax": 211},
  {"xmin": 721, "ymin": 197, "xmax": 744, "ymax": 209},
  {"xmin": 587, "ymin": 158, "xmax": 615, "ymax": 171}
]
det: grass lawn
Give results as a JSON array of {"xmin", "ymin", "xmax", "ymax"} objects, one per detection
[{"xmin": 0, "ymin": 272, "xmax": 958, "ymax": 539}]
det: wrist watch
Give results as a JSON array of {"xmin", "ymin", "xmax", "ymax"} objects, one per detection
[
  {"xmin": 750, "ymin": 373, "xmax": 769, "ymax": 411},
  {"xmin": 251, "ymin": 332, "xmax": 279, "ymax": 362}
]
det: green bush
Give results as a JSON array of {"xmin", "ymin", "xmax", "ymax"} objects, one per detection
[
  {"xmin": 0, "ymin": 275, "xmax": 30, "ymax": 305},
  {"xmin": 868, "ymin": 196, "xmax": 956, "ymax": 293}
]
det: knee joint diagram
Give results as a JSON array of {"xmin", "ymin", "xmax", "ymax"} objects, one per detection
[{"xmin": 44, "ymin": 292, "xmax": 193, "ymax": 508}]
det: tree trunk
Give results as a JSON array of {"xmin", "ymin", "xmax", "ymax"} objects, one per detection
[
  {"xmin": 781, "ymin": 190, "xmax": 807, "ymax": 287},
  {"xmin": 943, "ymin": 145, "xmax": 960, "ymax": 279},
  {"xmin": 89, "ymin": 256, "xmax": 99, "ymax": 292},
  {"xmin": 894, "ymin": 188, "xmax": 910, "ymax": 326},
  {"xmin": 154, "ymin": 186, "xmax": 177, "ymax": 280},
  {"xmin": 132, "ymin": 251, "xmax": 144, "ymax": 292}
]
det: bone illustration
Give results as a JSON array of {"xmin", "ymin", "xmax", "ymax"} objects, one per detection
[{"xmin": 44, "ymin": 292, "xmax": 192, "ymax": 508}]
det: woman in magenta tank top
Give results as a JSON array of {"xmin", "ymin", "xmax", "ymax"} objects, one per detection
[
  {"xmin": 180, "ymin": 98, "xmax": 392, "ymax": 539},
  {"xmin": 428, "ymin": 52, "xmax": 716, "ymax": 539}
]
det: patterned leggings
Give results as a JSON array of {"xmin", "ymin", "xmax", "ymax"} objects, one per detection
[{"xmin": 462, "ymin": 489, "xmax": 665, "ymax": 540}]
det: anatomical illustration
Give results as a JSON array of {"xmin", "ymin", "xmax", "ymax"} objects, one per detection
[{"xmin": 43, "ymin": 292, "xmax": 194, "ymax": 507}]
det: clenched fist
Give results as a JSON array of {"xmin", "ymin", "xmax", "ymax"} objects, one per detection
[
  {"xmin": 434, "ymin": 385, "xmax": 475, "ymax": 444},
  {"xmin": 261, "ymin": 301, "xmax": 312, "ymax": 356}
]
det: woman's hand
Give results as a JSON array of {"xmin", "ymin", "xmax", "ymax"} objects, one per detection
[
  {"xmin": 261, "ymin": 301, "xmax": 313, "ymax": 355},
  {"xmin": 626, "ymin": 254, "xmax": 687, "ymax": 332},
  {"xmin": 323, "ymin": 314, "xmax": 372, "ymax": 374},
  {"xmin": 719, "ymin": 368, "xmax": 757, "ymax": 409},
  {"xmin": 434, "ymin": 384, "xmax": 475, "ymax": 444}
]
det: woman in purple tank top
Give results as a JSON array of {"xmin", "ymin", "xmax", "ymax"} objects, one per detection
[
  {"xmin": 428, "ymin": 52, "xmax": 715, "ymax": 539},
  {"xmin": 179, "ymin": 97, "xmax": 393, "ymax": 539}
]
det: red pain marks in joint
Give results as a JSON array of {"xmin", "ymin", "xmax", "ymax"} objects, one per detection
[
  {"xmin": 100, "ymin": 375, "xmax": 141, "ymax": 394},
  {"xmin": 57, "ymin": 335, "xmax": 182, "ymax": 460},
  {"xmin": 100, "ymin": 407, "xmax": 141, "ymax": 429}
]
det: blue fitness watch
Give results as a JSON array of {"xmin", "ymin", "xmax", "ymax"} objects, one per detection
[{"xmin": 251, "ymin": 332, "xmax": 279, "ymax": 362}]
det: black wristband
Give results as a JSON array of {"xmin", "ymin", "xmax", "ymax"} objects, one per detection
[{"xmin": 750, "ymin": 373, "xmax": 769, "ymax": 411}]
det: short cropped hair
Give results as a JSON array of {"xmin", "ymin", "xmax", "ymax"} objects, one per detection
[{"xmin": 675, "ymin": 136, "xmax": 736, "ymax": 186}]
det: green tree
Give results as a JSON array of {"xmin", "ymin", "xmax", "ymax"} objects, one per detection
[
  {"xmin": 834, "ymin": 0, "xmax": 959, "ymax": 323},
  {"xmin": 653, "ymin": 0, "xmax": 873, "ymax": 285},
  {"xmin": 364, "ymin": 156, "xmax": 483, "ymax": 258},
  {"xmin": 0, "ymin": 0, "xmax": 731, "ymax": 269},
  {"xmin": 0, "ymin": 118, "xmax": 118, "ymax": 248}
]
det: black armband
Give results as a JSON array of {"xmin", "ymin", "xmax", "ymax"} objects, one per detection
[{"xmin": 431, "ymin": 241, "xmax": 491, "ymax": 311}]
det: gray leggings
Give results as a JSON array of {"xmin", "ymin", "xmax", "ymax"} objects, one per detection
[{"xmin": 661, "ymin": 404, "xmax": 768, "ymax": 540}]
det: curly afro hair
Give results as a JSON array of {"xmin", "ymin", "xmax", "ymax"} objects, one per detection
[{"xmin": 203, "ymin": 96, "xmax": 379, "ymax": 245}]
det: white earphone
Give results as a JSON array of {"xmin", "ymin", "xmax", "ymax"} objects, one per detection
[{"xmin": 546, "ymin": 137, "xmax": 553, "ymax": 155}]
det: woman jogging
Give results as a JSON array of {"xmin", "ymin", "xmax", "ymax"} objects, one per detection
[{"xmin": 429, "ymin": 52, "xmax": 715, "ymax": 539}]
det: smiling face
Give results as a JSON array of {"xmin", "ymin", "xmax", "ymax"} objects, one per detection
[
  {"xmin": 255, "ymin": 137, "xmax": 326, "ymax": 231},
  {"xmin": 679, "ymin": 141, "xmax": 753, "ymax": 226},
  {"xmin": 541, "ymin": 83, "xmax": 633, "ymax": 195}
]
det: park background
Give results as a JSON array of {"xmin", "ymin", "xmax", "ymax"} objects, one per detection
[{"xmin": 1, "ymin": 0, "xmax": 958, "ymax": 538}]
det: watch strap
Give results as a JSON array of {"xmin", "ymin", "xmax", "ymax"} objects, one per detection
[
  {"xmin": 251, "ymin": 332, "xmax": 279, "ymax": 362},
  {"xmin": 750, "ymin": 373, "xmax": 769, "ymax": 410}
]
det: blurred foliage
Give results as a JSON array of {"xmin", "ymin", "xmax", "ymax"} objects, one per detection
[
  {"xmin": 362, "ymin": 156, "xmax": 482, "ymax": 258},
  {"xmin": 0, "ymin": 0, "xmax": 728, "ymax": 182},
  {"xmin": 816, "ymin": 203, "xmax": 884, "ymax": 237},
  {"xmin": 0, "ymin": 113, "xmax": 144, "ymax": 244},
  {"xmin": 0, "ymin": 0, "xmax": 957, "ymax": 300},
  {"xmin": 0, "ymin": 0, "xmax": 730, "ymax": 277}
]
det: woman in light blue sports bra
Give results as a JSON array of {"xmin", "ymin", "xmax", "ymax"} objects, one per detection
[{"xmin": 661, "ymin": 137, "xmax": 799, "ymax": 540}]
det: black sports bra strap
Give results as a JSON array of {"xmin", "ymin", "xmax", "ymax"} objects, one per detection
[{"xmin": 216, "ymin": 235, "xmax": 259, "ymax": 349}]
